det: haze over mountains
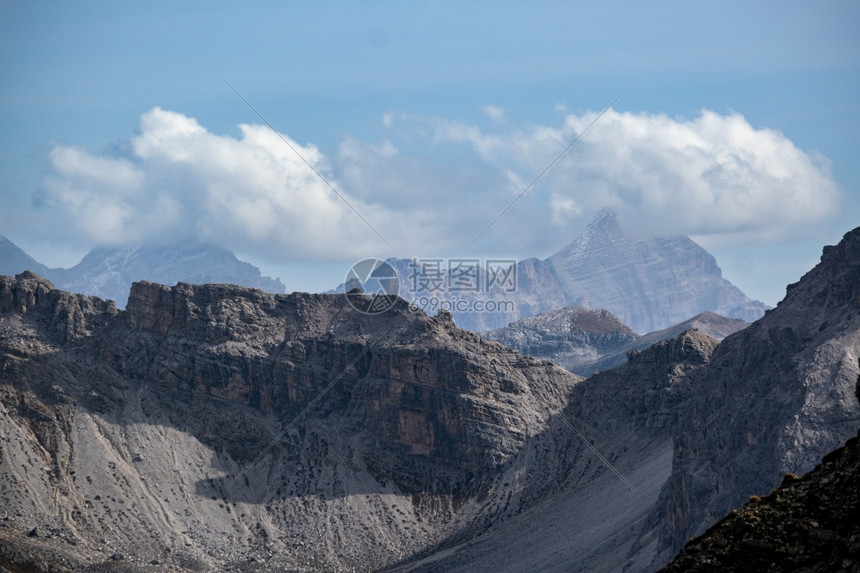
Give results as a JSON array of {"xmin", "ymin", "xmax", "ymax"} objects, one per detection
[
  {"xmin": 337, "ymin": 210, "xmax": 769, "ymax": 334},
  {"xmin": 546, "ymin": 210, "xmax": 769, "ymax": 333},
  {"xmin": 0, "ymin": 238, "xmax": 285, "ymax": 307},
  {"xmin": 0, "ymin": 226, "xmax": 857, "ymax": 571}
]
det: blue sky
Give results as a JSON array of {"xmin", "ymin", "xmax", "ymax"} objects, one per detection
[{"xmin": 1, "ymin": 1, "xmax": 858, "ymax": 306}]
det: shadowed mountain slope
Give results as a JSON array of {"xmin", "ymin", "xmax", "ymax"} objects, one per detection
[{"xmin": 0, "ymin": 271, "xmax": 580, "ymax": 571}]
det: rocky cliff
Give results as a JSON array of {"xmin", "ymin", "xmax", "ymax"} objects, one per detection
[
  {"xmin": 0, "ymin": 271, "xmax": 579, "ymax": 571},
  {"xmin": 645, "ymin": 226, "xmax": 860, "ymax": 567},
  {"xmin": 399, "ymin": 329, "xmax": 721, "ymax": 573}
]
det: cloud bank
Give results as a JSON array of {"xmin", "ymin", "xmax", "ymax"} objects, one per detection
[
  {"xmin": 413, "ymin": 109, "xmax": 840, "ymax": 241},
  {"xmin": 38, "ymin": 106, "xmax": 839, "ymax": 262}
]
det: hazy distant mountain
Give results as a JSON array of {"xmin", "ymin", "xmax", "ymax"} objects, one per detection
[
  {"xmin": 60, "ymin": 243, "xmax": 286, "ymax": 306},
  {"xmin": 333, "ymin": 210, "xmax": 768, "ymax": 333},
  {"xmin": 0, "ymin": 235, "xmax": 54, "ymax": 278},
  {"xmin": 384, "ymin": 256, "xmax": 578, "ymax": 332},
  {"xmin": 547, "ymin": 210, "xmax": 769, "ymax": 333},
  {"xmin": 0, "ymin": 237, "xmax": 285, "ymax": 306}
]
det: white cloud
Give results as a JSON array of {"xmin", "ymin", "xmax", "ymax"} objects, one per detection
[
  {"xmin": 426, "ymin": 108, "xmax": 841, "ymax": 242},
  {"xmin": 38, "ymin": 106, "xmax": 840, "ymax": 267},
  {"xmin": 481, "ymin": 105, "xmax": 505, "ymax": 123},
  {"xmin": 42, "ymin": 107, "xmax": 395, "ymax": 260}
]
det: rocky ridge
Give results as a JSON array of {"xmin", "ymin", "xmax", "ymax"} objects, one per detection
[
  {"xmin": 585, "ymin": 311, "xmax": 749, "ymax": 377},
  {"xmin": 0, "ymin": 271, "xmax": 580, "ymax": 571},
  {"xmin": 645, "ymin": 226, "xmax": 860, "ymax": 567},
  {"xmin": 482, "ymin": 306, "xmax": 640, "ymax": 375}
]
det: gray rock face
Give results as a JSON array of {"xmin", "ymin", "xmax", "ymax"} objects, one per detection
[
  {"xmin": 0, "ymin": 272, "xmax": 580, "ymax": 571},
  {"xmin": 402, "ymin": 329, "xmax": 721, "ymax": 573},
  {"xmin": 547, "ymin": 210, "xmax": 769, "ymax": 333},
  {"xmin": 645, "ymin": 226, "xmax": 860, "ymax": 567},
  {"xmin": 483, "ymin": 306, "xmax": 640, "ymax": 375}
]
